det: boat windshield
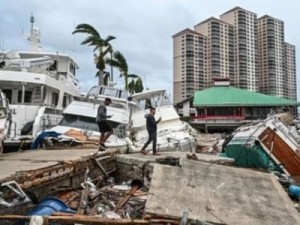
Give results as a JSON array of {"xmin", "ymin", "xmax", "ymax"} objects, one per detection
[
  {"xmin": 87, "ymin": 86, "xmax": 128, "ymax": 100},
  {"xmin": 59, "ymin": 114, "xmax": 120, "ymax": 132},
  {"xmin": 135, "ymin": 92, "xmax": 171, "ymax": 110},
  {"xmin": 59, "ymin": 114, "xmax": 99, "ymax": 131}
]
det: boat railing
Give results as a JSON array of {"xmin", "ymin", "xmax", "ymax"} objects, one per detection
[
  {"xmin": 40, "ymin": 115, "xmax": 62, "ymax": 130},
  {"xmin": 270, "ymin": 119, "xmax": 300, "ymax": 146}
]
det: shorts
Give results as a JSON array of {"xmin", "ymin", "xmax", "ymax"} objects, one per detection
[{"xmin": 97, "ymin": 120, "xmax": 113, "ymax": 133}]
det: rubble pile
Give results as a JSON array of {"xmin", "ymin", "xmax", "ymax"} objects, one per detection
[{"xmin": 57, "ymin": 178, "xmax": 148, "ymax": 220}]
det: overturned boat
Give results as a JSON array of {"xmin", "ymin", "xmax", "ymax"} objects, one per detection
[{"xmin": 222, "ymin": 113, "xmax": 300, "ymax": 179}]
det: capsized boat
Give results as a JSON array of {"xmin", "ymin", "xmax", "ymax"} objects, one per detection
[{"xmin": 222, "ymin": 113, "xmax": 300, "ymax": 179}]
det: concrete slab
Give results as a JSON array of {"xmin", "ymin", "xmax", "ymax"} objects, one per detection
[
  {"xmin": 116, "ymin": 152, "xmax": 234, "ymax": 165},
  {"xmin": 145, "ymin": 159, "xmax": 300, "ymax": 225},
  {"xmin": 0, "ymin": 148, "xmax": 98, "ymax": 181}
]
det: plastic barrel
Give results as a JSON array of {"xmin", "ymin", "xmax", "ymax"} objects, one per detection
[
  {"xmin": 288, "ymin": 185, "xmax": 300, "ymax": 198},
  {"xmin": 28, "ymin": 197, "xmax": 75, "ymax": 215}
]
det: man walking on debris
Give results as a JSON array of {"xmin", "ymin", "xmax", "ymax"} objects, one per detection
[
  {"xmin": 140, "ymin": 107, "xmax": 162, "ymax": 155},
  {"xmin": 96, "ymin": 98, "xmax": 113, "ymax": 151}
]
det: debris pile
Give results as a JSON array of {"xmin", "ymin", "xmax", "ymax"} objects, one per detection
[{"xmin": 56, "ymin": 178, "xmax": 148, "ymax": 220}]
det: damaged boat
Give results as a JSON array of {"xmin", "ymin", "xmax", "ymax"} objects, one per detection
[
  {"xmin": 45, "ymin": 85, "xmax": 133, "ymax": 150},
  {"xmin": 35, "ymin": 87, "xmax": 197, "ymax": 153},
  {"xmin": 130, "ymin": 89, "xmax": 197, "ymax": 153},
  {"xmin": 222, "ymin": 112, "xmax": 300, "ymax": 180}
]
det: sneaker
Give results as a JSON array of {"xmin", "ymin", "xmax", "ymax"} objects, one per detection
[
  {"xmin": 140, "ymin": 150, "xmax": 148, "ymax": 155},
  {"xmin": 153, "ymin": 152, "xmax": 161, "ymax": 156}
]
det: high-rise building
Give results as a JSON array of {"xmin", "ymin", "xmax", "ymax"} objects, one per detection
[
  {"xmin": 173, "ymin": 6, "xmax": 296, "ymax": 104},
  {"xmin": 220, "ymin": 7, "xmax": 258, "ymax": 91},
  {"xmin": 284, "ymin": 42, "xmax": 297, "ymax": 100},
  {"xmin": 257, "ymin": 15, "xmax": 285, "ymax": 97},
  {"xmin": 194, "ymin": 17, "xmax": 234, "ymax": 87},
  {"xmin": 173, "ymin": 29, "xmax": 206, "ymax": 103}
]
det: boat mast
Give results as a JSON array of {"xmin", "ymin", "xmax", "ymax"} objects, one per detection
[{"xmin": 29, "ymin": 13, "xmax": 41, "ymax": 52}]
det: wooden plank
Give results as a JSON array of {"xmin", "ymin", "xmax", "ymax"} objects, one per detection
[
  {"xmin": 0, "ymin": 215, "xmax": 148, "ymax": 225},
  {"xmin": 114, "ymin": 186, "xmax": 139, "ymax": 212},
  {"xmin": 145, "ymin": 161, "xmax": 300, "ymax": 225}
]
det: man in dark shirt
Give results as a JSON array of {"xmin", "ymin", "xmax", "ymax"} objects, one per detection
[
  {"xmin": 140, "ymin": 107, "xmax": 161, "ymax": 155},
  {"xmin": 96, "ymin": 98, "xmax": 113, "ymax": 151}
]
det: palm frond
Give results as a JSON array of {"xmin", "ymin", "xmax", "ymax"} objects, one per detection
[
  {"xmin": 135, "ymin": 77, "xmax": 144, "ymax": 93},
  {"xmin": 113, "ymin": 51, "xmax": 128, "ymax": 73},
  {"xmin": 104, "ymin": 35, "xmax": 116, "ymax": 42},
  {"xmin": 72, "ymin": 23, "xmax": 101, "ymax": 38},
  {"xmin": 127, "ymin": 74, "xmax": 139, "ymax": 79},
  {"xmin": 128, "ymin": 79, "xmax": 135, "ymax": 94}
]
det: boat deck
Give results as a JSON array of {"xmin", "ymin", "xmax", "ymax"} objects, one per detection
[{"xmin": 0, "ymin": 148, "xmax": 98, "ymax": 181}]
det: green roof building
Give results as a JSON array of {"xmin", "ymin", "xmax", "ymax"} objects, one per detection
[{"xmin": 191, "ymin": 79, "xmax": 299, "ymax": 131}]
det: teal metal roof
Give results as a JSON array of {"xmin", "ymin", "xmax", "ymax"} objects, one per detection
[{"xmin": 193, "ymin": 86, "xmax": 300, "ymax": 107}]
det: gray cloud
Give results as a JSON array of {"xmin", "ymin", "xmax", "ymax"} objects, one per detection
[{"xmin": 0, "ymin": 0, "xmax": 299, "ymax": 100}]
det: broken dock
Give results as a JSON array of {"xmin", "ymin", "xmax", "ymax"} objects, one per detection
[{"xmin": 0, "ymin": 149, "xmax": 299, "ymax": 224}]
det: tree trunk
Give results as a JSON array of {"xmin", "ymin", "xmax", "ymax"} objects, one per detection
[
  {"xmin": 98, "ymin": 69, "xmax": 104, "ymax": 86},
  {"xmin": 125, "ymin": 74, "xmax": 128, "ymax": 91},
  {"xmin": 110, "ymin": 51, "xmax": 113, "ymax": 82}
]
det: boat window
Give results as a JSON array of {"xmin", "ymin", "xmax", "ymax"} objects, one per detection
[
  {"xmin": 88, "ymin": 86, "xmax": 101, "ymax": 97},
  {"xmin": 63, "ymin": 95, "xmax": 67, "ymax": 108},
  {"xmin": 44, "ymin": 108, "xmax": 63, "ymax": 115},
  {"xmin": 69, "ymin": 62, "xmax": 76, "ymax": 75},
  {"xmin": 2, "ymin": 90, "xmax": 12, "ymax": 104},
  {"xmin": 59, "ymin": 114, "xmax": 100, "ymax": 132},
  {"xmin": 102, "ymin": 88, "xmax": 118, "ymax": 98},
  {"xmin": 120, "ymin": 91, "xmax": 128, "ymax": 99},
  {"xmin": 49, "ymin": 61, "xmax": 57, "ymax": 71},
  {"xmin": 17, "ymin": 91, "xmax": 32, "ymax": 103},
  {"xmin": 52, "ymin": 92, "xmax": 59, "ymax": 106}
]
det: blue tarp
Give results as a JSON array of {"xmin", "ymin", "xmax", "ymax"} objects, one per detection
[{"xmin": 31, "ymin": 131, "xmax": 61, "ymax": 149}]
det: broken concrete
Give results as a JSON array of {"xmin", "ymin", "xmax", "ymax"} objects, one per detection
[{"xmin": 144, "ymin": 160, "xmax": 300, "ymax": 225}]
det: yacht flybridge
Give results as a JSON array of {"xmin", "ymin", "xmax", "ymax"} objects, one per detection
[{"xmin": 0, "ymin": 14, "xmax": 80, "ymax": 152}]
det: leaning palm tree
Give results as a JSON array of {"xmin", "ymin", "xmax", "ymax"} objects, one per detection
[
  {"xmin": 72, "ymin": 24, "xmax": 115, "ymax": 85},
  {"xmin": 105, "ymin": 51, "xmax": 140, "ymax": 91}
]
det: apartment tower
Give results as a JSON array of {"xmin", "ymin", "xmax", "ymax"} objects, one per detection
[
  {"xmin": 173, "ymin": 29, "xmax": 206, "ymax": 102},
  {"xmin": 173, "ymin": 7, "xmax": 297, "ymax": 103},
  {"xmin": 257, "ymin": 15, "xmax": 285, "ymax": 97},
  {"xmin": 220, "ymin": 7, "xmax": 258, "ymax": 91},
  {"xmin": 194, "ymin": 17, "xmax": 234, "ymax": 87},
  {"xmin": 284, "ymin": 43, "xmax": 297, "ymax": 100}
]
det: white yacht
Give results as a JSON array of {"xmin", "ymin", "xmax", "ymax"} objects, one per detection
[
  {"xmin": 130, "ymin": 89, "xmax": 197, "ymax": 152},
  {"xmin": 48, "ymin": 85, "xmax": 133, "ymax": 150},
  {"xmin": 0, "ymin": 89, "xmax": 10, "ymax": 153},
  {"xmin": 0, "ymin": 15, "xmax": 80, "ymax": 152}
]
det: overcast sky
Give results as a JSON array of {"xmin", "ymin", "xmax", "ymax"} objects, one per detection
[{"xmin": 0, "ymin": 0, "xmax": 299, "ymax": 99}]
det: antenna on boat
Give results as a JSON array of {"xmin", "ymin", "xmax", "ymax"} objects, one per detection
[{"xmin": 28, "ymin": 13, "xmax": 42, "ymax": 52}]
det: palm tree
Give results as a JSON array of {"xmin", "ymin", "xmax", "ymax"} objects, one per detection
[
  {"xmin": 105, "ymin": 51, "xmax": 144, "ymax": 92},
  {"xmin": 128, "ymin": 77, "xmax": 144, "ymax": 94},
  {"xmin": 72, "ymin": 24, "xmax": 115, "ymax": 85}
]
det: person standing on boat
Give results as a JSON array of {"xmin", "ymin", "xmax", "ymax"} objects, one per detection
[
  {"xmin": 140, "ymin": 107, "xmax": 161, "ymax": 155},
  {"xmin": 96, "ymin": 98, "xmax": 113, "ymax": 151}
]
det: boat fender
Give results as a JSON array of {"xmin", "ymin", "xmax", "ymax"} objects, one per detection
[{"xmin": 21, "ymin": 121, "xmax": 34, "ymax": 135}]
